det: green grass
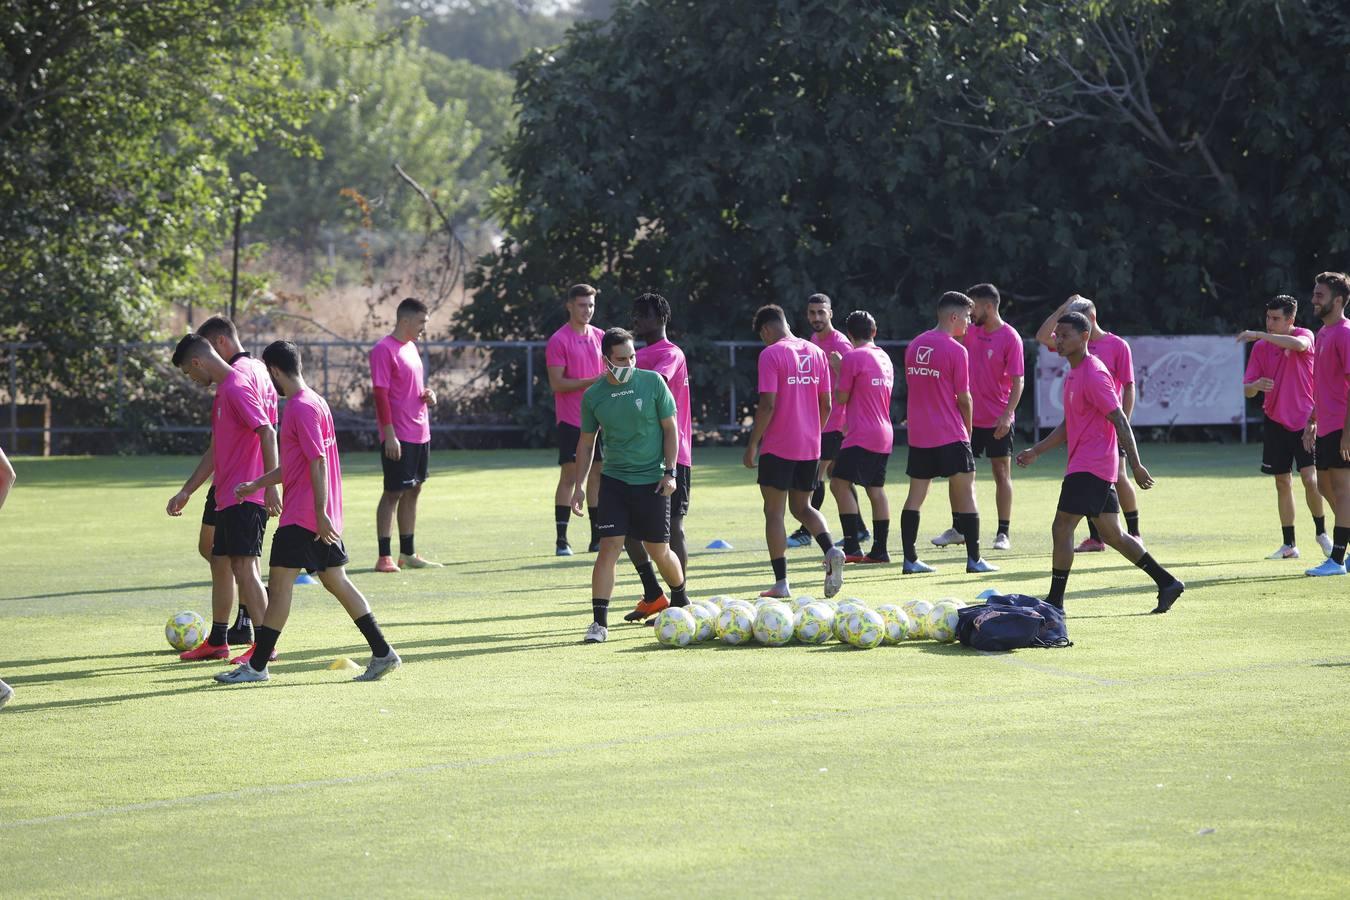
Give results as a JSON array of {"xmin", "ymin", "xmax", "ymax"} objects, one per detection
[{"xmin": 1, "ymin": 446, "xmax": 1348, "ymax": 897}]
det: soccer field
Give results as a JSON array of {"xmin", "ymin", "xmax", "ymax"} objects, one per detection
[{"xmin": 1, "ymin": 445, "xmax": 1347, "ymax": 897}]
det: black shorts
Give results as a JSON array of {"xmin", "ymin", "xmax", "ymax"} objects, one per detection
[
  {"xmin": 1262, "ymin": 415, "xmax": 1314, "ymax": 475},
  {"xmin": 758, "ymin": 453, "xmax": 817, "ymax": 493},
  {"xmin": 1057, "ymin": 472, "xmax": 1121, "ymax": 517},
  {"xmin": 1315, "ymin": 430, "xmax": 1350, "ymax": 471},
  {"xmin": 557, "ymin": 422, "xmax": 604, "ymax": 465},
  {"xmin": 971, "ymin": 426, "xmax": 1014, "ymax": 459},
  {"xmin": 596, "ymin": 475, "xmax": 670, "ymax": 543},
  {"xmin": 382, "ymin": 440, "xmax": 430, "ymax": 492},
  {"xmin": 671, "ymin": 464, "xmax": 692, "ymax": 518},
  {"xmin": 820, "ymin": 430, "xmax": 844, "ymax": 461},
  {"xmin": 201, "ymin": 485, "xmax": 219, "ymax": 527},
  {"xmin": 832, "ymin": 446, "xmax": 890, "ymax": 487},
  {"xmin": 906, "ymin": 441, "xmax": 975, "ymax": 480},
  {"xmin": 212, "ymin": 501, "xmax": 268, "ymax": 558},
  {"xmin": 268, "ymin": 524, "xmax": 350, "ymax": 573}
]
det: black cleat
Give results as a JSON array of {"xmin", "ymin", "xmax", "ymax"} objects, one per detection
[
  {"xmin": 1151, "ymin": 580, "xmax": 1185, "ymax": 614},
  {"xmin": 587, "ymin": 538, "xmax": 601, "ymax": 553}
]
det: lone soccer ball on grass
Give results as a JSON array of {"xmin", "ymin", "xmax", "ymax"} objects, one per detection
[
  {"xmin": 716, "ymin": 606, "xmax": 755, "ymax": 645},
  {"xmin": 794, "ymin": 602, "xmax": 835, "ymax": 644},
  {"xmin": 753, "ymin": 602, "xmax": 795, "ymax": 646},
  {"xmin": 165, "ymin": 610, "xmax": 206, "ymax": 652},
  {"xmin": 654, "ymin": 607, "xmax": 696, "ymax": 648}
]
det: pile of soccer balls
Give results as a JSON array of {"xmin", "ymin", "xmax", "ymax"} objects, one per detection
[{"xmin": 652, "ymin": 595, "xmax": 965, "ymax": 649}]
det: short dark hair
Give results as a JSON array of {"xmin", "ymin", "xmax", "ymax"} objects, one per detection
[
  {"xmin": 601, "ymin": 327, "xmax": 634, "ymax": 358},
  {"xmin": 262, "ymin": 340, "xmax": 302, "ymax": 377},
  {"xmin": 752, "ymin": 304, "xmax": 787, "ymax": 333},
  {"xmin": 967, "ymin": 283, "xmax": 1000, "ymax": 306},
  {"xmin": 1057, "ymin": 312, "xmax": 1091, "ymax": 335},
  {"xmin": 567, "ymin": 284, "xmax": 598, "ymax": 301},
  {"xmin": 806, "ymin": 293, "xmax": 831, "ymax": 307},
  {"xmin": 845, "ymin": 310, "xmax": 876, "ymax": 340},
  {"xmin": 1316, "ymin": 272, "xmax": 1350, "ymax": 304},
  {"xmin": 1266, "ymin": 295, "xmax": 1297, "ymax": 318},
  {"xmin": 396, "ymin": 297, "xmax": 428, "ymax": 319},
  {"xmin": 171, "ymin": 333, "xmax": 211, "ymax": 368},
  {"xmin": 197, "ymin": 315, "xmax": 237, "ymax": 342},
  {"xmin": 633, "ymin": 292, "xmax": 670, "ymax": 324},
  {"xmin": 937, "ymin": 291, "xmax": 973, "ymax": 314}
]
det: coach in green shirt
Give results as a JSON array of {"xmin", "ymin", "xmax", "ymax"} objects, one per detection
[{"xmin": 573, "ymin": 327, "xmax": 691, "ymax": 643}]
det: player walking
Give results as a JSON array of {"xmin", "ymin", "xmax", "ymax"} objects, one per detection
[
  {"xmin": 1017, "ymin": 312, "xmax": 1184, "ymax": 612},
  {"xmin": 370, "ymin": 297, "xmax": 441, "ymax": 573},
  {"xmin": 572, "ymin": 328, "xmax": 690, "ymax": 643},
  {"xmin": 1239, "ymin": 295, "xmax": 1330, "ymax": 560},
  {"xmin": 830, "ymin": 311, "xmax": 895, "ymax": 564},
  {"xmin": 1304, "ymin": 273, "xmax": 1350, "ymax": 576},
  {"xmin": 901, "ymin": 292, "xmax": 997, "ymax": 575},
  {"xmin": 217, "ymin": 341, "xmax": 400, "ymax": 683},
  {"xmin": 743, "ymin": 304, "xmax": 846, "ymax": 599},
  {"xmin": 547, "ymin": 284, "xmax": 606, "ymax": 556}
]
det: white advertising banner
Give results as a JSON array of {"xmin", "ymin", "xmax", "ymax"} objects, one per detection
[{"xmin": 1035, "ymin": 336, "xmax": 1245, "ymax": 429}]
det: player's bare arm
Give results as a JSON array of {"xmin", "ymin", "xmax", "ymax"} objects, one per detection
[
  {"xmin": 571, "ymin": 430, "xmax": 599, "ymax": 513},
  {"xmin": 168, "ymin": 440, "xmax": 215, "ymax": 516},
  {"xmin": 995, "ymin": 375, "xmax": 1024, "ymax": 439},
  {"xmin": 256, "ymin": 423, "xmax": 283, "ymax": 516},
  {"xmin": 1109, "ymin": 408, "xmax": 1153, "ymax": 489},
  {"xmin": 1237, "ymin": 330, "xmax": 1312, "ymax": 353},
  {"xmin": 1016, "ymin": 422, "xmax": 1066, "ymax": 467},
  {"xmin": 956, "ymin": 390, "xmax": 973, "ymax": 437},
  {"xmin": 657, "ymin": 415, "xmax": 678, "ymax": 497},
  {"xmin": 310, "ymin": 455, "xmax": 340, "ymax": 544},
  {"xmin": 1121, "ymin": 382, "xmax": 1136, "ymax": 420},
  {"xmin": 1245, "ymin": 377, "xmax": 1275, "ymax": 398},
  {"xmin": 0, "ymin": 445, "xmax": 14, "ymax": 512},
  {"xmin": 546, "ymin": 364, "xmax": 601, "ymax": 395},
  {"xmin": 743, "ymin": 392, "xmax": 776, "ymax": 468},
  {"xmin": 817, "ymin": 390, "xmax": 831, "ymax": 432},
  {"xmin": 1035, "ymin": 297, "xmax": 1076, "ymax": 350}
]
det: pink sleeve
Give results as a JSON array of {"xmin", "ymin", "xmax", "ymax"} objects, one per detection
[
  {"xmin": 545, "ymin": 334, "xmax": 567, "ymax": 369},
  {"xmin": 1006, "ymin": 333, "xmax": 1026, "ymax": 377},
  {"xmin": 952, "ymin": 344, "xmax": 970, "ymax": 393},
  {"xmin": 1087, "ymin": 369, "xmax": 1121, "ymax": 415},
  {"xmin": 228, "ymin": 380, "xmax": 270, "ymax": 431},
  {"xmin": 1244, "ymin": 346, "xmax": 1267, "ymax": 382},
  {"xmin": 757, "ymin": 349, "xmax": 777, "ymax": 394},
  {"xmin": 370, "ymin": 343, "xmax": 393, "ymax": 389},
  {"xmin": 297, "ymin": 405, "xmax": 327, "ymax": 461},
  {"xmin": 837, "ymin": 354, "xmax": 857, "ymax": 396}
]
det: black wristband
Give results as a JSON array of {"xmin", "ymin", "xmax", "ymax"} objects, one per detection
[{"xmin": 664, "ymin": 468, "xmax": 676, "ymax": 478}]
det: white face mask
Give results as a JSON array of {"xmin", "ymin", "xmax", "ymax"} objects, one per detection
[{"xmin": 607, "ymin": 360, "xmax": 635, "ymax": 384}]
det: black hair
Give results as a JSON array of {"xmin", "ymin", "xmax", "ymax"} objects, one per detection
[
  {"xmin": 806, "ymin": 293, "xmax": 831, "ymax": 307},
  {"xmin": 1316, "ymin": 272, "xmax": 1350, "ymax": 304},
  {"xmin": 601, "ymin": 327, "xmax": 634, "ymax": 358},
  {"xmin": 752, "ymin": 304, "xmax": 787, "ymax": 333},
  {"xmin": 845, "ymin": 310, "xmax": 877, "ymax": 340},
  {"xmin": 1057, "ymin": 312, "xmax": 1091, "ymax": 335},
  {"xmin": 396, "ymin": 297, "xmax": 428, "ymax": 319},
  {"xmin": 262, "ymin": 340, "xmax": 302, "ymax": 377},
  {"xmin": 633, "ymin": 292, "xmax": 670, "ymax": 324},
  {"xmin": 171, "ymin": 333, "xmax": 211, "ymax": 368},
  {"xmin": 1266, "ymin": 295, "xmax": 1297, "ymax": 318},
  {"xmin": 966, "ymin": 283, "xmax": 1000, "ymax": 306},
  {"xmin": 197, "ymin": 315, "xmax": 237, "ymax": 342},
  {"xmin": 937, "ymin": 291, "xmax": 974, "ymax": 314}
]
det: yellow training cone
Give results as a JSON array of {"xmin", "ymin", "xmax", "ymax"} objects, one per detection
[{"xmin": 328, "ymin": 657, "xmax": 361, "ymax": 671}]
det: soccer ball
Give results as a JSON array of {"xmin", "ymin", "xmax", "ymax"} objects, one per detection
[
  {"xmin": 833, "ymin": 600, "xmax": 868, "ymax": 640},
  {"xmin": 724, "ymin": 598, "xmax": 756, "ymax": 614},
  {"xmin": 790, "ymin": 595, "xmax": 817, "ymax": 612},
  {"xmin": 844, "ymin": 610, "xmax": 886, "ymax": 649},
  {"xmin": 753, "ymin": 603, "xmax": 795, "ymax": 646},
  {"xmin": 926, "ymin": 601, "xmax": 962, "ymax": 643},
  {"xmin": 654, "ymin": 607, "xmax": 696, "ymax": 648},
  {"xmin": 716, "ymin": 606, "xmax": 755, "ymax": 645},
  {"xmin": 794, "ymin": 602, "xmax": 835, "ymax": 644},
  {"xmin": 705, "ymin": 595, "xmax": 734, "ymax": 611},
  {"xmin": 694, "ymin": 599, "xmax": 721, "ymax": 620},
  {"xmin": 876, "ymin": 604, "xmax": 914, "ymax": 644},
  {"xmin": 690, "ymin": 604, "xmax": 717, "ymax": 642},
  {"xmin": 902, "ymin": 600, "xmax": 935, "ymax": 638},
  {"xmin": 165, "ymin": 611, "xmax": 206, "ymax": 652}
]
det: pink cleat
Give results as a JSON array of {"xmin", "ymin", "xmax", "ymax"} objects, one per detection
[
  {"xmin": 375, "ymin": 555, "xmax": 400, "ymax": 573},
  {"xmin": 180, "ymin": 642, "xmax": 230, "ymax": 662},
  {"xmin": 229, "ymin": 644, "xmax": 278, "ymax": 666},
  {"xmin": 1074, "ymin": 538, "xmax": 1106, "ymax": 553}
]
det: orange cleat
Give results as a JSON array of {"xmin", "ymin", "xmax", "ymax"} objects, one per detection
[
  {"xmin": 624, "ymin": 594, "xmax": 669, "ymax": 623},
  {"xmin": 846, "ymin": 553, "xmax": 890, "ymax": 565},
  {"xmin": 375, "ymin": 555, "xmax": 400, "ymax": 573},
  {"xmin": 180, "ymin": 642, "xmax": 230, "ymax": 662},
  {"xmin": 229, "ymin": 644, "xmax": 278, "ymax": 666}
]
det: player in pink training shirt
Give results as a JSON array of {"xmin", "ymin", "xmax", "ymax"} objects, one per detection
[
  {"xmin": 901, "ymin": 292, "xmax": 997, "ymax": 576},
  {"xmin": 171, "ymin": 332, "xmax": 278, "ymax": 666},
  {"xmin": 934, "ymin": 284, "xmax": 1024, "ymax": 552},
  {"xmin": 217, "ymin": 341, "xmax": 400, "ymax": 684},
  {"xmin": 546, "ymin": 284, "xmax": 607, "ymax": 556},
  {"xmin": 0, "ymin": 444, "xmax": 14, "ymax": 709},
  {"xmin": 1303, "ymin": 273, "xmax": 1350, "ymax": 576},
  {"xmin": 829, "ymin": 311, "xmax": 895, "ymax": 564},
  {"xmin": 1037, "ymin": 294, "xmax": 1143, "ymax": 551},
  {"xmin": 165, "ymin": 315, "xmax": 278, "ymax": 654},
  {"xmin": 1017, "ymin": 312, "xmax": 1185, "ymax": 613},
  {"xmin": 370, "ymin": 297, "xmax": 441, "ymax": 573},
  {"xmin": 1239, "ymin": 294, "xmax": 1328, "ymax": 561},
  {"xmin": 743, "ymin": 304, "xmax": 846, "ymax": 600},
  {"xmin": 787, "ymin": 293, "xmax": 863, "ymax": 548}
]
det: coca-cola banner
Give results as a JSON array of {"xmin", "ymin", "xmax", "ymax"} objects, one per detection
[{"xmin": 1035, "ymin": 336, "xmax": 1245, "ymax": 428}]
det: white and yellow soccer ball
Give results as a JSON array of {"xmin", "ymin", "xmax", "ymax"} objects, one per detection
[
  {"xmin": 794, "ymin": 602, "xmax": 835, "ymax": 644},
  {"xmin": 845, "ymin": 609, "xmax": 886, "ymax": 649},
  {"xmin": 705, "ymin": 596, "xmax": 734, "ymax": 611},
  {"xmin": 753, "ymin": 602, "xmax": 796, "ymax": 646},
  {"xmin": 654, "ymin": 607, "xmax": 696, "ymax": 648},
  {"xmin": 789, "ymin": 595, "xmax": 817, "ymax": 612},
  {"xmin": 833, "ymin": 600, "xmax": 868, "ymax": 640},
  {"xmin": 875, "ymin": 603, "xmax": 914, "ymax": 644},
  {"xmin": 690, "ymin": 604, "xmax": 718, "ymax": 642},
  {"xmin": 902, "ymin": 600, "xmax": 935, "ymax": 639},
  {"xmin": 165, "ymin": 610, "xmax": 206, "ymax": 652},
  {"xmin": 926, "ymin": 600, "xmax": 963, "ymax": 643},
  {"xmin": 717, "ymin": 606, "xmax": 755, "ymax": 645},
  {"xmin": 724, "ymin": 599, "xmax": 756, "ymax": 615}
]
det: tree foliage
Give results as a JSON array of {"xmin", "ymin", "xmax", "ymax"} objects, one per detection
[{"xmin": 465, "ymin": 0, "xmax": 1350, "ymax": 347}]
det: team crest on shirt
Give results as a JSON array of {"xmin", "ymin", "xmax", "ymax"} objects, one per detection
[
  {"xmin": 636, "ymin": 398, "xmax": 644, "ymax": 411},
  {"xmin": 987, "ymin": 349, "xmax": 994, "ymax": 359},
  {"xmin": 915, "ymin": 346, "xmax": 933, "ymax": 364},
  {"xmin": 787, "ymin": 350, "xmax": 820, "ymax": 385}
]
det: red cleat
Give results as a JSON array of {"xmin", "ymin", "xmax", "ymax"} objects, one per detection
[
  {"xmin": 1074, "ymin": 538, "xmax": 1106, "ymax": 553},
  {"xmin": 846, "ymin": 553, "xmax": 890, "ymax": 564},
  {"xmin": 375, "ymin": 555, "xmax": 400, "ymax": 573},
  {"xmin": 180, "ymin": 642, "xmax": 229, "ymax": 662},
  {"xmin": 624, "ymin": 594, "xmax": 668, "ymax": 623},
  {"xmin": 229, "ymin": 644, "xmax": 278, "ymax": 666}
]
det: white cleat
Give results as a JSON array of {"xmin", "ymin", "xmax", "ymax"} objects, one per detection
[
  {"xmin": 354, "ymin": 650, "xmax": 402, "ymax": 682},
  {"xmin": 214, "ymin": 664, "xmax": 270, "ymax": 685},
  {"xmin": 1267, "ymin": 544, "xmax": 1300, "ymax": 560},
  {"xmin": 992, "ymin": 533, "xmax": 1011, "ymax": 551},
  {"xmin": 931, "ymin": 527, "xmax": 965, "ymax": 547},
  {"xmin": 399, "ymin": 554, "xmax": 444, "ymax": 568},
  {"xmin": 0, "ymin": 679, "xmax": 12, "ymax": 710},
  {"xmin": 1318, "ymin": 532, "xmax": 1334, "ymax": 557},
  {"xmin": 583, "ymin": 623, "xmax": 608, "ymax": 643},
  {"xmin": 822, "ymin": 546, "xmax": 845, "ymax": 598}
]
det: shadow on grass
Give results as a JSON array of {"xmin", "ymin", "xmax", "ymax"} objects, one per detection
[{"xmin": 1, "ymin": 580, "xmax": 212, "ymax": 603}]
